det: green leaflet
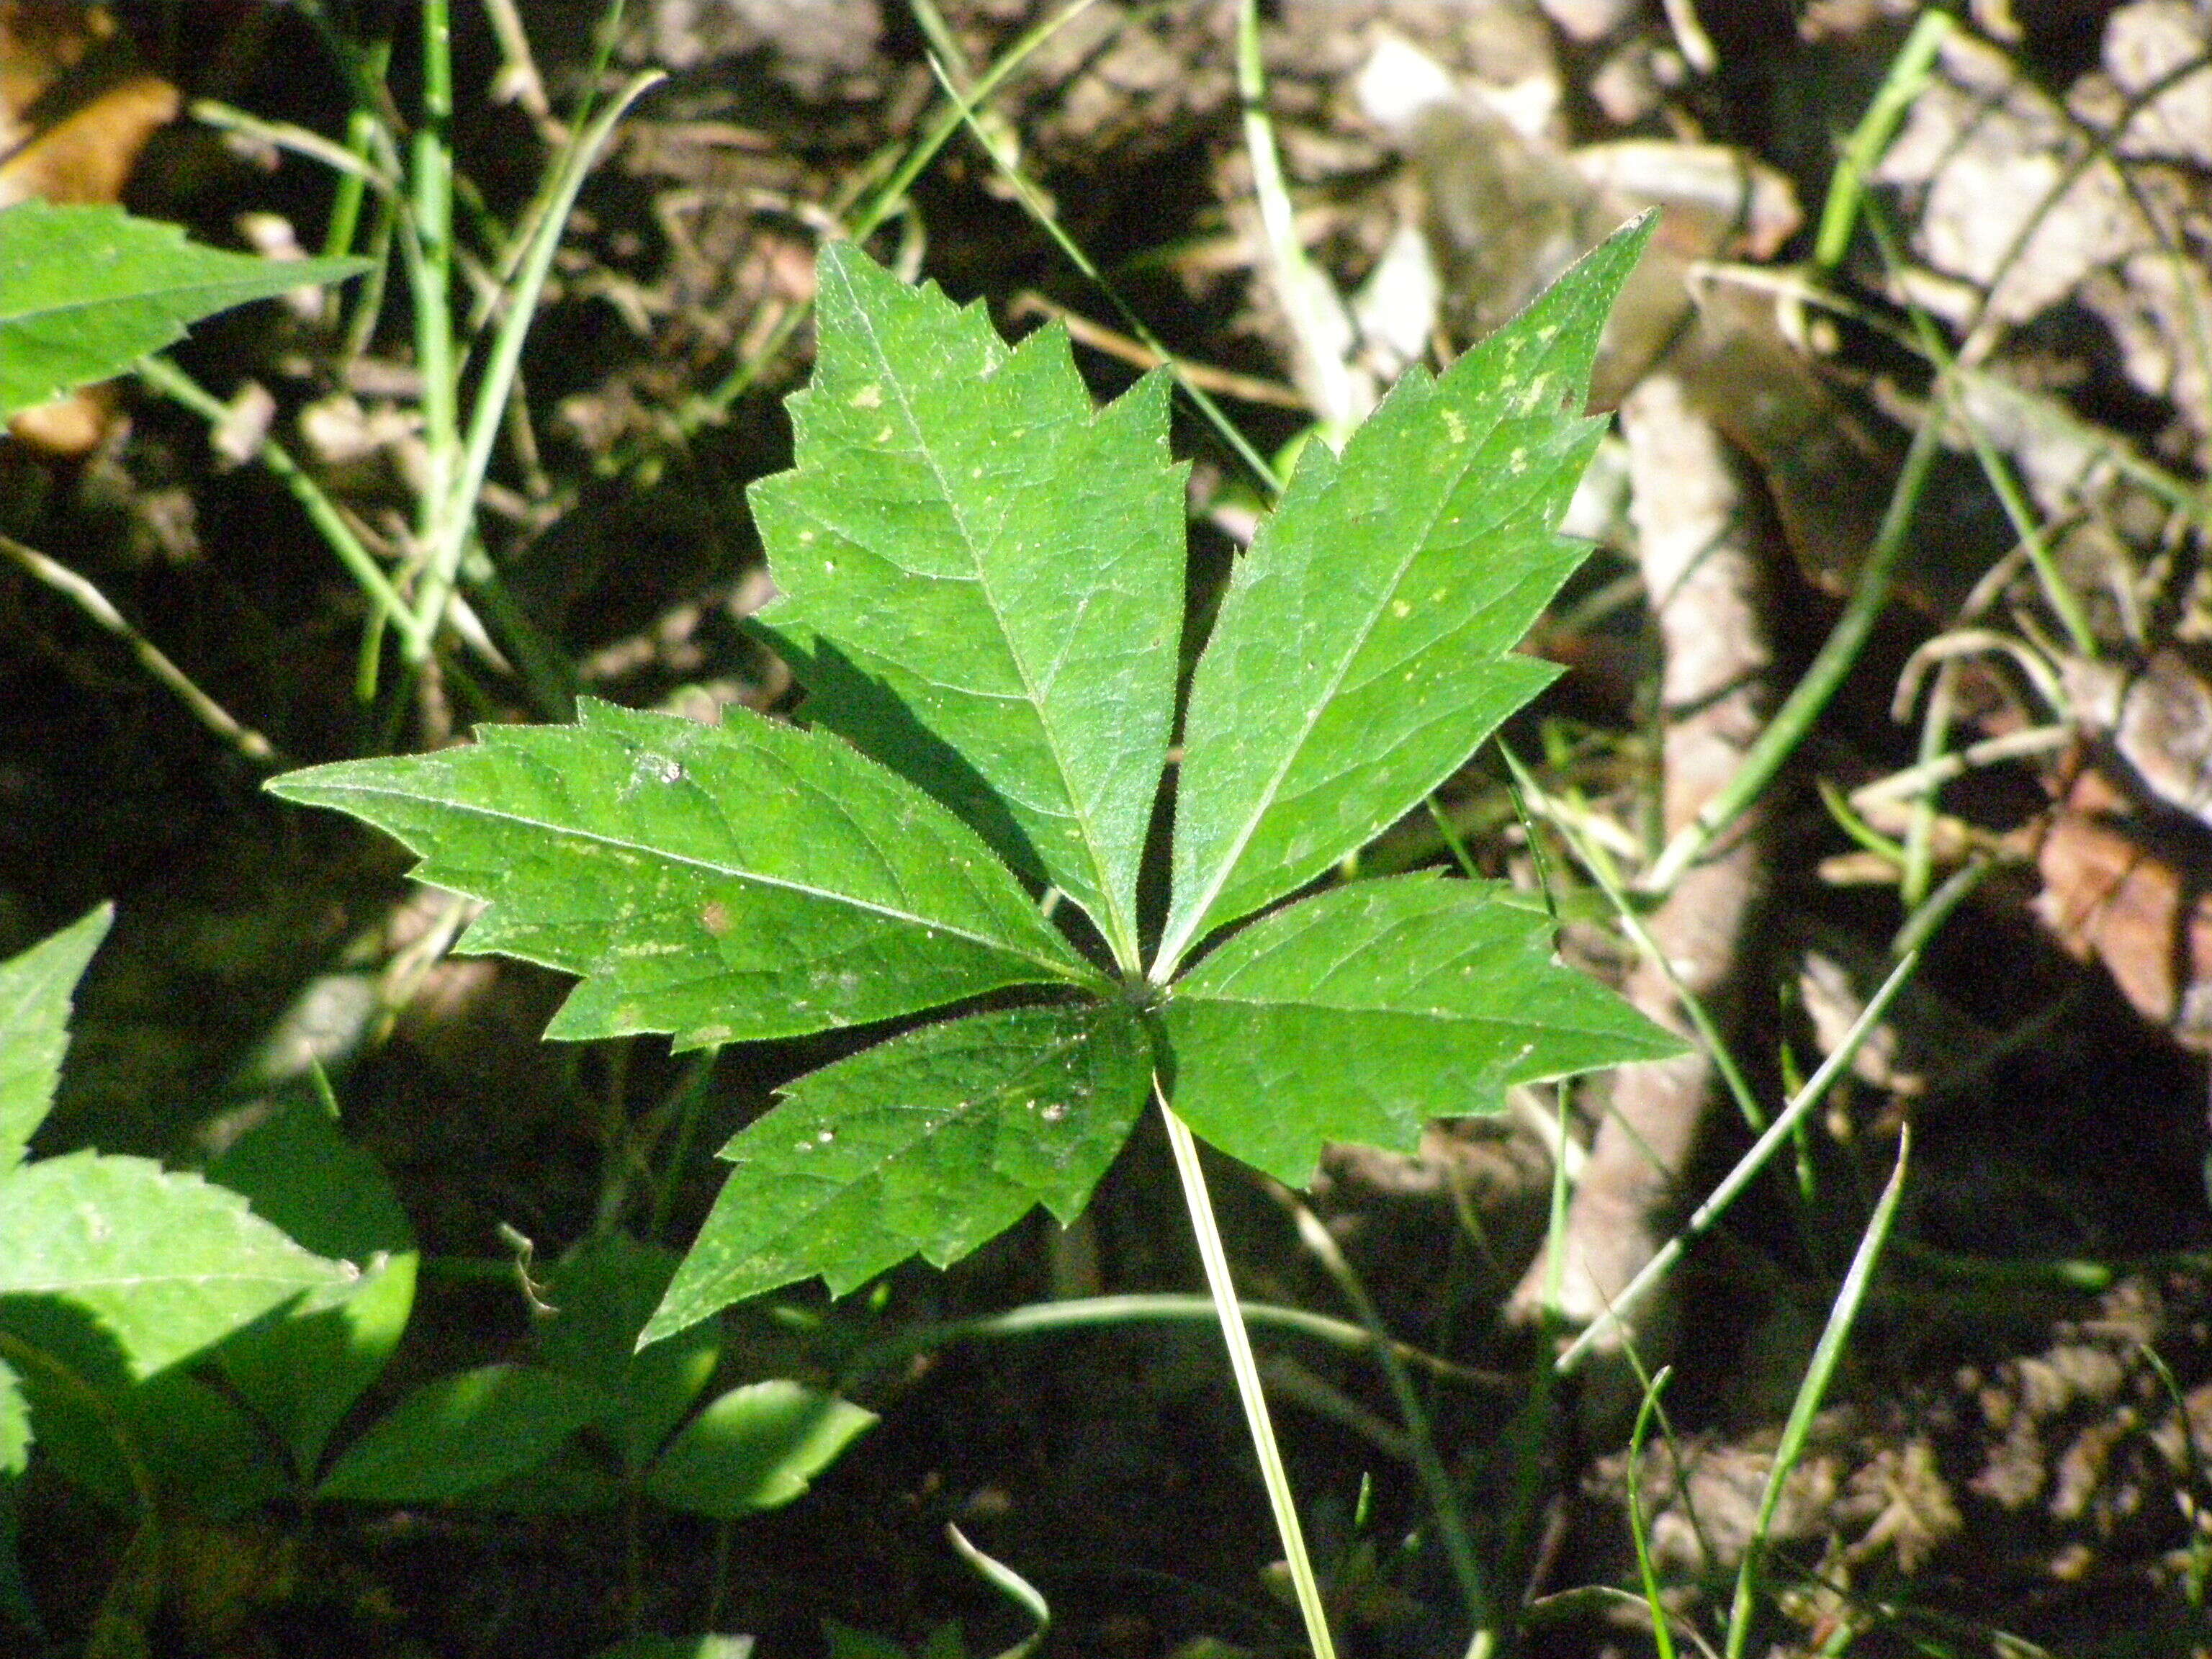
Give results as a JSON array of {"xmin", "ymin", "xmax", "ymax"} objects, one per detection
[
  {"xmin": 316, "ymin": 1364, "xmax": 611, "ymax": 1503},
  {"xmin": 642, "ymin": 1379, "xmax": 876, "ymax": 1519},
  {"xmin": 0, "ymin": 201, "xmax": 368, "ymax": 419},
  {"xmin": 1162, "ymin": 875, "xmax": 1685, "ymax": 1187},
  {"xmin": 209, "ymin": 1102, "xmax": 420, "ymax": 1477},
  {"xmin": 535, "ymin": 1233, "xmax": 721, "ymax": 1471},
  {"xmin": 644, "ymin": 1001, "xmax": 1150, "ymax": 1344},
  {"xmin": 0, "ymin": 904, "xmax": 109, "ymax": 1171},
  {"xmin": 269, "ymin": 698, "xmax": 1101, "ymax": 1047},
  {"xmin": 751, "ymin": 242, "xmax": 1186, "ymax": 968},
  {"xmin": 1158, "ymin": 220, "xmax": 1654, "ymax": 972}
]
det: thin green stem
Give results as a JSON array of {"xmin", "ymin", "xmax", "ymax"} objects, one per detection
[
  {"xmin": 1812, "ymin": 9, "xmax": 1951, "ymax": 270},
  {"xmin": 1156, "ymin": 1079, "xmax": 1338, "ymax": 1658},
  {"xmin": 675, "ymin": 0, "xmax": 1112, "ymax": 439},
  {"xmin": 1424, "ymin": 794, "xmax": 1483, "ymax": 881},
  {"xmin": 1500, "ymin": 744, "xmax": 1766, "ymax": 1135},
  {"xmin": 135, "ymin": 356, "xmax": 423, "ymax": 653},
  {"xmin": 1725, "ymin": 1125, "xmax": 1910, "ymax": 1658},
  {"xmin": 406, "ymin": 0, "xmax": 459, "ymax": 606},
  {"xmin": 1287, "ymin": 1196, "xmax": 1494, "ymax": 1643},
  {"xmin": 946, "ymin": 1523, "xmax": 1051, "ymax": 1657},
  {"xmin": 1558, "ymin": 861, "xmax": 1980, "ymax": 1370},
  {"xmin": 0, "ymin": 530, "xmax": 277, "ymax": 764},
  {"xmin": 922, "ymin": 51, "xmax": 1283, "ymax": 495},
  {"xmin": 1899, "ymin": 649, "xmax": 1956, "ymax": 906},
  {"xmin": 1862, "ymin": 201, "xmax": 2100, "ymax": 659},
  {"xmin": 1845, "ymin": 723, "xmax": 2069, "ymax": 810},
  {"xmin": 408, "ymin": 69, "xmax": 665, "ymax": 659},
  {"xmin": 192, "ymin": 99, "xmax": 397, "ymax": 198},
  {"xmin": 839, "ymin": 1291, "xmax": 1506, "ymax": 1390},
  {"xmin": 1627, "ymin": 1366, "xmax": 1681, "ymax": 1659}
]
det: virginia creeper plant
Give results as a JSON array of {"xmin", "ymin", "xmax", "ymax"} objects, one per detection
[
  {"xmin": 269, "ymin": 215, "xmax": 1680, "ymax": 1637},
  {"xmin": 0, "ymin": 912, "xmax": 871, "ymax": 1586}
]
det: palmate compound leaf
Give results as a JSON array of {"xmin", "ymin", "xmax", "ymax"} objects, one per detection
[
  {"xmin": 0, "ymin": 911, "xmax": 350, "ymax": 1442},
  {"xmin": 1156, "ymin": 215, "xmax": 1658, "ymax": 975},
  {"xmin": 749, "ymin": 242, "xmax": 1186, "ymax": 969},
  {"xmin": 1161, "ymin": 875, "xmax": 1684, "ymax": 1187},
  {"xmin": 0, "ymin": 200, "xmax": 369, "ymax": 420},
  {"xmin": 268, "ymin": 228, "xmax": 1680, "ymax": 1351},
  {"xmin": 266, "ymin": 697, "xmax": 1102, "ymax": 1048},
  {"xmin": 643, "ymin": 1000, "xmax": 1150, "ymax": 1344},
  {"xmin": 0, "ymin": 1151, "xmax": 355, "ymax": 1378},
  {"xmin": 209, "ymin": 1102, "xmax": 420, "ymax": 1477}
]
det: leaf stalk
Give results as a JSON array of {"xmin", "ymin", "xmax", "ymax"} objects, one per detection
[{"xmin": 1155, "ymin": 1079, "xmax": 1339, "ymax": 1658}]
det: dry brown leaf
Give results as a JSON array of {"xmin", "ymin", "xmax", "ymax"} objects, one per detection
[
  {"xmin": 2033, "ymin": 809, "xmax": 2212, "ymax": 1045},
  {"xmin": 0, "ymin": 69, "xmax": 175, "ymax": 209},
  {"xmin": 1, "ymin": 4, "xmax": 181, "ymax": 456}
]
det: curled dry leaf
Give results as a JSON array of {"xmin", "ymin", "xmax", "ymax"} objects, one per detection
[
  {"xmin": 2034, "ymin": 808, "xmax": 2212, "ymax": 1049},
  {"xmin": 2023, "ymin": 652, "xmax": 2212, "ymax": 1051}
]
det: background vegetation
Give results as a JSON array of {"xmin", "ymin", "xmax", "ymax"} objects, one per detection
[{"xmin": 3, "ymin": 1, "xmax": 2211, "ymax": 1655}]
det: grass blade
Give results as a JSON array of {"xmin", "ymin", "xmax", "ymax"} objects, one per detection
[{"xmin": 1725, "ymin": 1124, "xmax": 1911, "ymax": 1658}]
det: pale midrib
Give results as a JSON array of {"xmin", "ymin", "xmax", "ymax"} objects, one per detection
[
  {"xmin": 1159, "ymin": 428, "xmax": 1476, "ymax": 976},
  {"xmin": 302, "ymin": 783, "xmax": 1086, "ymax": 983},
  {"xmin": 861, "ymin": 301, "xmax": 1138, "ymax": 966},
  {"xmin": 1174, "ymin": 989, "xmax": 1627, "ymax": 1040},
  {"xmin": 12, "ymin": 276, "xmax": 321, "ymax": 331},
  {"xmin": 0, "ymin": 1272, "xmax": 336, "ymax": 1290}
]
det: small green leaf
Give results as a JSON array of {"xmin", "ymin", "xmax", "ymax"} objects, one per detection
[
  {"xmin": 752, "ymin": 243, "xmax": 1186, "ymax": 967},
  {"xmin": 593, "ymin": 1637, "xmax": 756, "ymax": 1659},
  {"xmin": 1162, "ymin": 875, "xmax": 1683, "ymax": 1186},
  {"xmin": 644, "ymin": 1002, "xmax": 1150, "ymax": 1343},
  {"xmin": 0, "ymin": 1363, "xmax": 23, "ymax": 1480},
  {"xmin": 536, "ymin": 1232, "xmax": 719, "ymax": 1470},
  {"xmin": 1159, "ymin": 219, "xmax": 1653, "ymax": 969},
  {"xmin": 268, "ymin": 698, "xmax": 1100, "ymax": 1048},
  {"xmin": 316, "ymin": 1364, "xmax": 611, "ymax": 1503},
  {"xmin": 209, "ymin": 1102, "xmax": 418, "ymax": 1476},
  {"xmin": 452, "ymin": 1439, "xmax": 626, "ymax": 1514},
  {"xmin": 0, "ymin": 904, "xmax": 111, "ymax": 1170},
  {"xmin": 643, "ymin": 1378, "xmax": 873, "ymax": 1519},
  {"xmin": 0, "ymin": 201, "xmax": 369, "ymax": 419},
  {"xmin": 0, "ymin": 1151, "xmax": 354, "ymax": 1378},
  {"xmin": 0, "ymin": 1295, "xmax": 289, "ymax": 1518},
  {"xmin": 127, "ymin": 1370, "xmax": 291, "ymax": 1521},
  {"xmin": 826, "ymin": 1623, "xmax": 935, "ymax": 1659}
]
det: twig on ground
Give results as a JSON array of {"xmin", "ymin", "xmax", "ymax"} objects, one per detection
[{"xmin": 1509, "ymin": 375, "xmax": 1776, "ymax": 1375}]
